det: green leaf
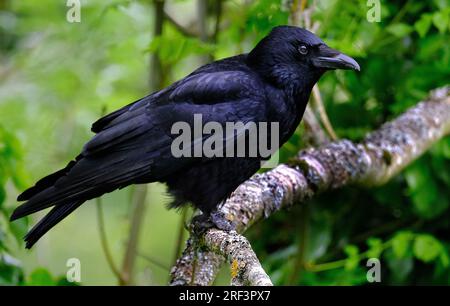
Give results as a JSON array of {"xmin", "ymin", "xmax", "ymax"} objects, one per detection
[
  {"xmin": 8, "ymin": 215, "xmax": 28, "ymax": 245},
  {"xmin": 431, "ymin": 137, "xmax": 450, "ymax": 159},
  {"xmin": 405, "ymin": 162, "xmax": 448, "ymax": 219},
  {"xmin": 386, "ymin": 255, "xmax": 413, "ymax": 283},
  {"xmin": 0, "ymin": 185, "xmax": 5, "ymax": 208},
  {"xmin": 344, "ymin": 245, "xmax": 360, "ymax": 270},
  {"xmin": 414, "ymin": 14, "xmax": 433, "ymax": 37},
  {"xmin": 413, "ymin": 234, "xmax": 442, "ymax": 263},
  {"xmin": 0, "ymin": 253, "xmax": 24, "ymax": 285},
  {"xmin": 439, "ymin": 251, "xmax": 450, "ymax": 268},
  {"xmin": 387, "ymin": 23, "xmax": 413, "ymax": 38},
  {"xmin": 432, "ymin": 11, "xmax": 449, "ymax": 33},
  {"xmin": 433, "ymin": 0, "xmax": 450, "ymax": 10},
  {"xmin": 27, "ymin": 268, "xmax": 55, "ymax": 286},
  {"xmin": 56, "ymin": 276, "xmax": 79, "ymax": 286},
  {"xmin": 366, "ymin": 237, "xmax": 383, "ymax": 258},
  {"xmin": 146, "ymin": 32, "xmax": 215, "ymax": 66},
  {"xmin": 391, "ymin": 231, "xmax": 414, "ymax": 259},
  {"xmin": 305, "ymin": 218, "xmax": 332, "ymax": 261}
]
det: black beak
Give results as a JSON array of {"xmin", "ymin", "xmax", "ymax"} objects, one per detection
[{"xmin": 312, "ymin": 44, "xmax": 360, "ymax": 71}]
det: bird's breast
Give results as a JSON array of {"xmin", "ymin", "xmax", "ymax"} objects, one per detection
[{"xmin": 265, "ymin": 88, "xmax": 309, "ymax": 144}]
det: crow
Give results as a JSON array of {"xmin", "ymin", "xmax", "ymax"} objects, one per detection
[{"xmin": 11, "ymin": 26, "xmax": 359, "ymax": 248}]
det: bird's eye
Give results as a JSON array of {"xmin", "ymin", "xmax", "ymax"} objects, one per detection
[{"xmin": 298, "ymin": 44, "xmax": 308, "ymax": 55}]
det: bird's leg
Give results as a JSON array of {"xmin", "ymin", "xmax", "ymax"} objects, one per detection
[
  {"xmin": 190, "ymin": 213, "xmax": 213, "ymax": 235},
  {"xmin": 190, "ymin": 210, "xmax": 235, "ymax": 235}
]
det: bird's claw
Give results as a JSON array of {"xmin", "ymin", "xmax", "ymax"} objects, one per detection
[
  {"xmin": 190, "ymin": 211, "xmax": 235, "ymax": 235},
  {"xmin": 210, "ymin": 211, "xmax": 235, "ymax": 231},
  {"xmin": 190, "ymin": 214, "xmax": 213, "ymax": 235}
]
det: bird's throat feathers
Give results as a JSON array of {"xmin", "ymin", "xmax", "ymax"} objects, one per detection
[
  {"xmin": 246, "ymin": 53, "xmax": 323, "ymax": 101},
  {"xmin": 272, "ymin": 63, "xmax": 322, "ymax": 98}
]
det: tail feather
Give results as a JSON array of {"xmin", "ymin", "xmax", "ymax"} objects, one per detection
[
  {"xmin": 11, "ymin": 158, "xmax": 149, "ymax": 222},
  {"xmin": 17, "ymin": 157, "xmax": 80, "ymax": 202},
  {"xmin": 24, "ymin": 201, "xmax": 83, "ymax": 249},
  {"xmin": 11, "ymin": 132, "xmax": 157, "ymax": 248},
  {"xmin": 11, "ymin": 160, "xmax": 81, "ymax": 221}
]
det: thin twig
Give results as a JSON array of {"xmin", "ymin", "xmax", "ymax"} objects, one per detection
[
  {"xmin": 312, "ymin": 85, "xmax": 338, "ymax": 140},
  {"xmin": 289, "ymin": 0, "xmax": 335, "ymax": 143},
  {"xmin": 211, "ymin": 0, "xmax": 223, "ymax": 44},
  {"xmin": 149, "ymin": 0, "xmax": 166, "ymax": 90},
  {"xmin": 164, "ymin": 10, "xmax": 199, "ymax": 37},
  {"xmin": 120, "ymin": 185, "xmax": 149, "ymax": 285},
  {"xmin": 171, "ymin": 207, "xmax": 188, "ymax": 270},
  {"xmin": 293, "ymin": 1, "xmax": 338, "ymax": 140},
  {"xmin": 96, "ymin": 198, "xmax": 124, "ymax": 283},
  {"xmin": 137, "ymin": 251, "xmax": 170, "ymax": 271},
  {"xmin": 288, "ymin": 205, "xmax": 309, "ymax": 284},
  {"xmin": 197, "ymin": 0, "xmax": 212, "ymax": 64},
  {"xmin": 302, "ymin": 105, "xmax": 330, "ymax": 146}
]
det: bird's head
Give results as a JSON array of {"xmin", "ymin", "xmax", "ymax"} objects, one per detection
[{"xmin": 247, "ymin": 26, "xmax": 360, "ymax": 92}]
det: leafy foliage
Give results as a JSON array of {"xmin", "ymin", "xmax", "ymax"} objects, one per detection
[
  {"xmin": 0, "ymin": 126, "xmax": 73, "ymax": 285},
  {"xmin": 0, "ymin": 0, "xmax": 449, "ymax": 285}
]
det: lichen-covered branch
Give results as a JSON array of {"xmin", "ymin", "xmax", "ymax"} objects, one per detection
[
  {"xmin": 169, "ymin": 86, "xmax": 450, "ymax": 286},
  {"xmin": 169, "ymin": 237, "xmax": 223, "ymax": 286},
  {"xmin": 169, "ymin": 230, "xmax": 272, "ymax": 286},
  {"xmin": 205, "ymin": 230, "xmax": 272, "ymax": 286}
]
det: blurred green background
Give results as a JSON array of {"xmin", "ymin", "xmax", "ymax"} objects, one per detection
[{"xmin": 0, "ymin": 0, "xmax": 449, "ymax": 285}]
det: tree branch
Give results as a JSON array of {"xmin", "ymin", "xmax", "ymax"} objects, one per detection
[
  {"xmin": 169, "ymin": 236, "xmax": 223, "ymax": 286},
  {"xmin": 164, "ymin": 10, "xmax": 199, "ymax": 37},
  {"xmin": 169, "ymin": 86, "xmax": 450, "ymax": 286},
  {"xmin": 211, "ymin": 0, "xmax": 223, "ymax": 44},
  {"xmin": 205, "ymin": 229, "xmax": 272, "ymax": 286},
  {"xmin": 149, "ymin": 0, "xmax": 166, "ymax": 90}
]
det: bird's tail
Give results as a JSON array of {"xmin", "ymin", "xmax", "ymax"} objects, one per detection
[
  {"xmin": 11, "ymin": 157, "xmax": 81, "ymax": 222},
  {"xmin": 10, "ymin": 157, "xmax": 85, "ymax": 248},
  {"xmin": 11, "ymin": 150, "xmax": 150, "ymax": 248},
  {"xmin": 23, "ymin": 200, "xmax": 83, "ymax": 249}
]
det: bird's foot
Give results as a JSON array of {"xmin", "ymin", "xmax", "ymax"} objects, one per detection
[
  {"xmin": 191, "ymin": 211, "xmax": 235, "ymax": 235},
  {"xmin": 210, "ymin": 211, "xmax": 235, "ymax": 232},
  {"xmin": 190, "ymin": 214, "xmax": 213, "ymax": 235}
]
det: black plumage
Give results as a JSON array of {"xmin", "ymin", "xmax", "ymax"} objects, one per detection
[{"xmin": 11, "ymin": 26, "xmax": 359, "ymax": 248}]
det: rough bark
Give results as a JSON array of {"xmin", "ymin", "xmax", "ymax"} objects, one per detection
[
  {"xmin": 169, "ymin": 86, "xmax": 450, "ymax": 286},
  {"xmin": 205, "ymin": 230, "xmax": 272, "ymax": 286}
]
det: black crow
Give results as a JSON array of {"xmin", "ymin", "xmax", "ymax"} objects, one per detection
[{"xmin": 11, "ymin": 26, "xmax": 359, "ymax": 248}]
